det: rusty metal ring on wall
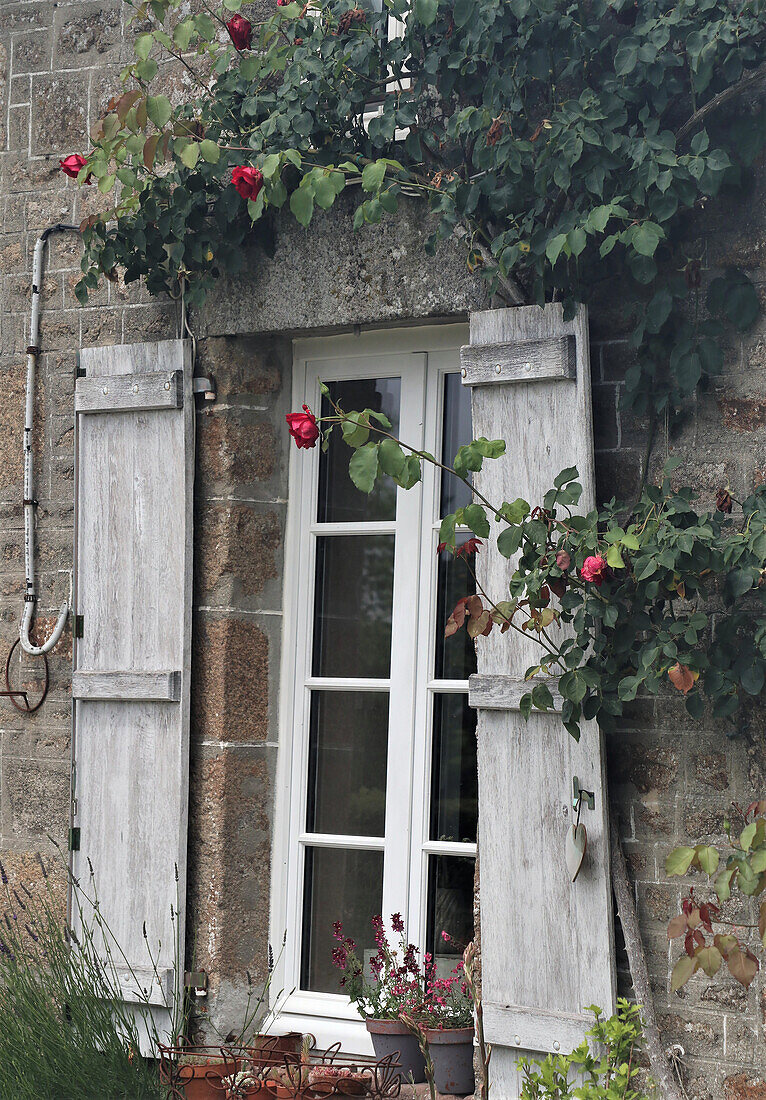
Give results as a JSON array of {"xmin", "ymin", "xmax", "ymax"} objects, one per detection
[{"xmin": 4, "ymin": 638, "xmax": 49, "ymax": 714}]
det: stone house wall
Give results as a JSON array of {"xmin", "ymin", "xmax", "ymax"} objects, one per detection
[{"xmin": 0, "ymin": 2, "xmax": 764, "ymax": 1096}]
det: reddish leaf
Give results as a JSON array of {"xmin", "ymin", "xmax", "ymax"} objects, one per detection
[
  {"xmin": 465, "ymin": 595, "xmax": 484, "ymax": 619},
  {"xmin": 668, "ymin": 662, "xmax": 698, "ymax": 694},
  {"xmin": 444, "ymin": 597, "xmax": 468, "ymax": 638},
  {"xmin": 687, "ymin": 907, "xmax": 701, "ymax": 929},
  {"xmin": 467, "ymin": 610, "xmax": 491, "ymax": 639},
  {"xmin": 727, "ymin": 946, "xmax": 759, "ymax": 988},
  {"xmin": 714, "ymin": 933, "xmax": 738, "ymax": 958},
  {"xmin": 667, "ymin": 914, "xmax": 688, "ymax": 940}
]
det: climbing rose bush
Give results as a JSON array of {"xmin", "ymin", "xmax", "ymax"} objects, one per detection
[
  {"xmin": 70, "ymin": 0, "xmax": 765, "ymax": 416},
  {"xmin": 288, "ymin": 391, "xmax": 766, "ymax": 742}
]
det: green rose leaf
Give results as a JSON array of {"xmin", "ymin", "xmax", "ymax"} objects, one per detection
[{"xmin": 348, "ymin": 443, "xmax": 380, "ymax": 495}]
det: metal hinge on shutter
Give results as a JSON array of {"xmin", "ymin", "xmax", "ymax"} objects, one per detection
[
  {"xmin": 68, "ymin": 827, "xmax": 81, "ymax": 852},
  {"xmin": 74, "ymin": 615, "xmax": 84, "ymax": 638}
]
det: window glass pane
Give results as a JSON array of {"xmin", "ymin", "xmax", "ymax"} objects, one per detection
[
  {"xmin": 434, "ymin": 534, "xmax": 477, "ymax": 681},
  {"xmin": 313, "ymin": 535, "xmax": 395, "ymax": 678},
  {"xmin": 430, "ymin": 694, "xmax": 478, "ymax": 844},
  {"xmin": 301, "ymin": 847, "xmax": 384, "ymax": 993},
  {"xmin": 426, "ymin": 855, "xmax": 475, "ymax": 979},
  {"xmin": 318, "ymin": 378, "xmax": 401, "ymax": 523},
  {"xmin": 307, "ymin": 691, "xmax": 389, "ymax": 837},
  {"xmin": 440, "ymin": 373, "xmax": 473, "ymax": 517}
]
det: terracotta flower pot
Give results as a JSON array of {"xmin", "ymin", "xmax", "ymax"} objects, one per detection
[
  {"xmin": 176, "ymin": 1056, "xmax": 240, "ymax": 1100},
  {"xmin": 423, "ymin": 1027, "xmax": 475, "ymax": 1096},
  {"xmin": 365, "ymin": 1018, "xmax": 425, "ymax": 1083},
  {"xmin": 264, "ymin": 1082, "xmax": 295, "ymax": 1099}
]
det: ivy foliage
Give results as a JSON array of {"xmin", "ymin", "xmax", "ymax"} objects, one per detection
[
  {"xmin": 666, "ymin": 800, "xmax": 766, "ymax": 992},
  {"xmin": 316, "ymin": 395, "xmax": 766, "ymax": 743},
  {"xmin": 78, "ymin": 0, "xmax": 765, "ymax": 411}
]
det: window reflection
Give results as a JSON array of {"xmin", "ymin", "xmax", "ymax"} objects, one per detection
[
  {"xmin": 440, "ymin": 372, "xmax": 473, "ymax": 517},
  {"xmin": 318, "ymin": 378, "xmax": 401, "ymax": 524},
  {"xmin": 430, "ymin": 694, "xmax": 478, "ymax": 844},
  {"xmin": 434, "ymin": 535, "xmax": 478, "ymax": 682},
  {"xmin": 313, "ymin": 535, "xmax": 395, "ymax": 679},
  {"xmin": 301, "ymin": 847, "xmax": 384, "ymax": 993},
  {"xmin": 307, "ymin": 691, "xmax": 389, "ymax": 837},
  {"xmin": 426, "ymin": 855, "xmax": 475, "ymax": 978}
]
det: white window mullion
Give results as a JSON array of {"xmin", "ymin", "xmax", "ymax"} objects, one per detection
[
  {"xmin": 380, "ymin": 359, "xmax": 427, "ymax": 923},
  {"xmin": 407, "ymin": 352, "xmax": 457, "ymax": 949}
]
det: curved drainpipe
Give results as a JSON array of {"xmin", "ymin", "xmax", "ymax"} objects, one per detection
[{"xmin": 20, "ymin": 223, "xmax": 80, "ymax": 655}]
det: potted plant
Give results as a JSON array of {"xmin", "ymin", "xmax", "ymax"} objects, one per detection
[
  {"xmin": 168, "ymin": 1047, "xmax": 240, "ymax": 1100},
  {"xmin": 331, "ymin": 914, "xmax": 432, "ymax": 1082},
  {"xmin": 307, "ymin": 1065, "xmax": 372, "ymax": 1096},
  {"xmin": 222, "ymin": 1065, "xmax": 269, "ymax": 1099}
]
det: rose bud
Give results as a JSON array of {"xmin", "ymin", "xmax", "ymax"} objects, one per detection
[
  {"xmin": 286, "ymin": 405, "xmax": 320, "ymax": 449},
  {"xmin": 226, "ymin": 14, "xmax": 253, "ymax": 49},
  {"xmin": 716, "ymin": 488, "xmax": 733, "ymax": 514},
  {"xmin": 232, "ymin": 165, "xmax": 265, "ymax": 201},
  {"xmin": 60, "ymin": 154, "xmax": 91, "ymax": 183},
  {"xmin": 556, "ymin": 549, "xmax": 571, "ymax": 571},
  {"xmin": 580, "ymin": 555, "xmax": 607, "ymax": 586}
]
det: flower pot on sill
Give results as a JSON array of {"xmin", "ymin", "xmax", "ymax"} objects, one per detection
[
  {"xmin": 251, "ymin": 1032, "xmax": 304, "ymax": 1059},
  {"xmin": 176, "ymin": 1057, "xmax": 240, "ymax": 1100},
  {"xmin": 264, "ymin": 1082, "xmax": 296, "ymax": 1099},
  {"xmin": 364, "ymin": 1018, "xmax": 425, "ymax": 1083},
  {"xmin": 423, "ymin": 1027, "xmax": 475, "ymax": 1096}
]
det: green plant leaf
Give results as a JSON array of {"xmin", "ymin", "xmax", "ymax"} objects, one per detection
[
  {"xmin": 666, "ymin": 847, "xmax": 696, "ymax": 876},
  {"xmin": 378, "ymin": 438, "xmax": 406, "ymax": 478},
  {"xmin": 146, "ymin": 95, "xmax": 172, "ymax": 129},
  {"xmin": 696, "ymin": 846, "xmax": 720, "ymax": 876},
  {"xmin": 348, "ymin": 443, "xmax": 380, "ymax": 494},
  {"xmin": 670, "ymin": 953, "xmax": 697, "ymax": 993},
  {"xmin": 199, "ymin": 140, "xmax": 220, "ymax": 164},
  {"xmin": 290, "ymin": 185, "xmax": 314, "ymax": 227},
  {"xmin": 361, "ymin": 161, "xmax": 387, "ymax": 193},
  {"xmin": 180, "ymin": 141, "xmax": 199, "ymax": 169}
]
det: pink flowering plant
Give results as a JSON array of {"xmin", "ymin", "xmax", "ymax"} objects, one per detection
[
  {"xmin": 332, "ymin": 914, "xmax": 436, "ymax": 1021},
  {"xmin": 288, "ymin": 391, "xmax": 766, "ymax": 743}
]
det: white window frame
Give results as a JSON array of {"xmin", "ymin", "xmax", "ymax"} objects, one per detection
[{"xmin": 270, "ymin": 323, "xmax": 474, "ymax": 1053}]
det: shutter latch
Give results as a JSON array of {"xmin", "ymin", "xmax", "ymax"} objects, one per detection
[
  {"xmin": 185, "ymin": 970, "xmax": 209, "ymax": 997},
  {"xmin": 572, "ymin": 776, "xmax": 595, "ymax": 812},
  {"xmin": 74, "ymin": 615, "xmax": 84, "ymax": 639}
]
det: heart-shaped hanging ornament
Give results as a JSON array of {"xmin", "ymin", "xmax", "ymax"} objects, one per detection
[{"xmin": 566, "ymin": 823, "xmax": 587, "ymax": 882}]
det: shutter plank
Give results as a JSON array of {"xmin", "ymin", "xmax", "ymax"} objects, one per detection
[
  {"xmin": 72, "ymin": 670, "xmax": 181, "ymax": 702},
  {"xmin": 73, "ymin": 339, "xmax": 193, "ymax": 1051},
  {"xmin": 466, "ymin": 306, "xmax": 614, "ymax": 1097},
  {"xmin": 460, "ymin": 336, "xmax": 575, "ymax": 385},
  {"xmin": 75, "ymin": 370, "xmax": 183, "ymax": 413}
]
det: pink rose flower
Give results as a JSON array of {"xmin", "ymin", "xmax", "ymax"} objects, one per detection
[{"xmin": 580, "ymin": 555, "xmax": 607, "ymax": 585}]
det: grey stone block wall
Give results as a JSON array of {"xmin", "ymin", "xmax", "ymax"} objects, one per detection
[{"xmin": 0, "ymin": 1, "xmax": 766, "ymax": 1095}]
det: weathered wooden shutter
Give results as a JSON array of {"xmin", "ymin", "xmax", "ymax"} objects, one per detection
[
  {"xmin": 72, "ymin": 340, "xmax": 194, "ymax": 1050},
  {"xmin": 463, "ymin": 306, "xmax": 615, "ymax": 1097}
]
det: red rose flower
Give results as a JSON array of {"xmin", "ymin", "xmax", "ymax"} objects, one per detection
[
  {"xmin": 286, "ymin": 404, "xmax": 320, "ymax": 448},
  {"xmin": 580, "ymin": 555, "xmax": 607, "ymax": 585},
  {"xmin": 60, "ymin": 154, "xmax": 91, "ymax": 183},
  {"xmin": 226, "ymin": 14, "xmax": 252, "ymax": 49},
  {"xmin": 232, "ymin": 165, "xmax": 264, "ymax": 201}
]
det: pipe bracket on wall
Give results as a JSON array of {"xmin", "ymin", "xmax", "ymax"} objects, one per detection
[{"xmin": 18, "ymin": 223, "xmax": 80, "ymax": 661}]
